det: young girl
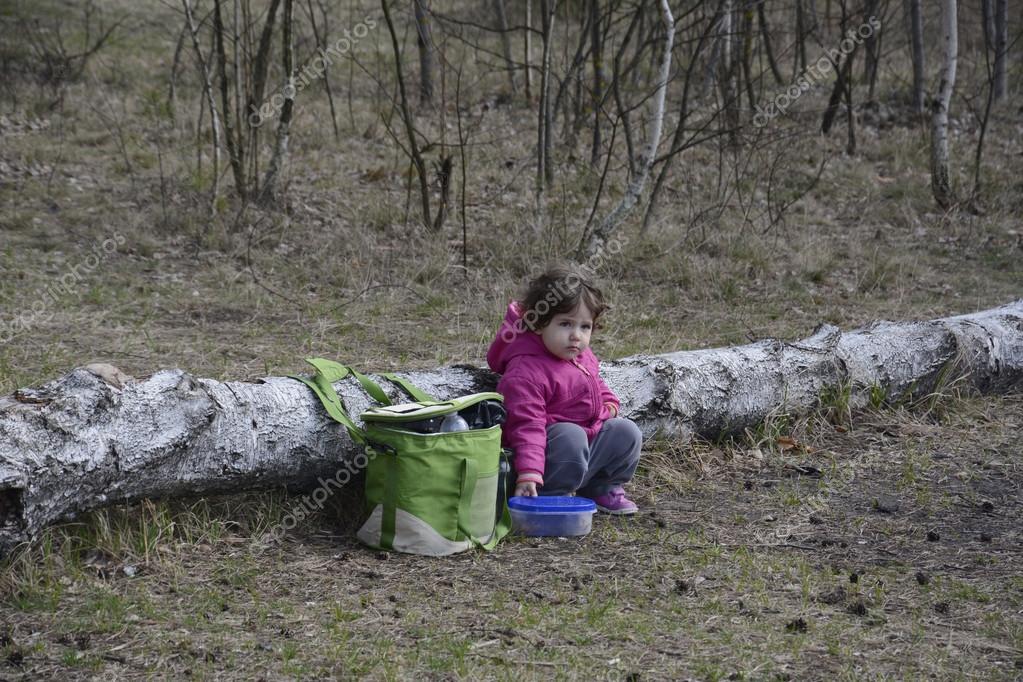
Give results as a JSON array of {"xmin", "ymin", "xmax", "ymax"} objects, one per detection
[{"xmin": 487, "ymin": 265, "xmax": 642, "ymax": 514}]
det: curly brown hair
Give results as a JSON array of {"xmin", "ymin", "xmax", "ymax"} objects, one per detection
[{"xmin": 518, "ymin": 264, "xmax": 608, "ymax": 332}]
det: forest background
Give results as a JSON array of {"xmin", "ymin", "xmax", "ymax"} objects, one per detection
[{"xmin": 0, "ymin": 0, "xmax": 1021, "ymax": 679}]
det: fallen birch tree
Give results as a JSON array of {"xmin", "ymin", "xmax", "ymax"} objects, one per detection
[{"xmin": 2, "ymin": 300, "xmax": 1022, "ymax": 557}]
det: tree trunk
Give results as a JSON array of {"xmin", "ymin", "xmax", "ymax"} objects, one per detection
[
  {"xmin": 982, "ymin": 0, "xmax": 995, "ymax": 46},
  {"xmin": 757, "ymin": 0, "xmax": 784, "ymax": 86},
  {"xmin": 524, "ymin": 0, "xmax": 533, "ymax": 101},
  {"xmin": 305, "ymin": 0, "xmax": 340, "ymax": 141},
  {"xmin": 740, "ymin": 3, "xmax": 756, "ymax": 116},
  {"xmin": 643, "ymin": 0, "xmax": 722, "ymax": 233},
  {"xmin": 259, "ymin": 0, "xmax": 295, "ymax": 204},
  {"xmin": 719, "ymin": 1, "xmax": 740, "ymax": 143},
  {"xmin": 862, "ymin": 0, "xmax": 881, "ymax": 102},
  {"xmin": 794, "ymin": 0, "xmax": 807, "ymax": 77},
  {"xmin": 577, "ymin": 0, "xmax": 675, "ymax": 260},
  {"xmin": 589, "ymin": 0, "xmax": 603, "ymax": 167},
  {"xmin": 381, "ymin": 0, "xmax": 432, "ymax": 230},
  {"xmin": 843, "ymin": 54, "xmax": 856, "ymax": 154},
  {"xmin": 492, "ymin": 0, "xmax": 517, "ymax": 93},
  {"xmin": 414, "ymin": 0, "xmax": 434, "ymax": 106},
  {"xmin": 993, "ymin": 0, "xmax": 1007, "ymax": 101},
  {"xmin": 3, "ymin": 301, "xmax": 1023, "ymax": 557},
  {"xmin": 213, "ymin": 0, "xmax": 247, "ymax": 199},
  {"xmin": 908, "ymin": 0, "xmax": 925, "ymax": 115},
  {"xmin": 182, "ymin": 0, "xmax": 223, "ymax": 215},
  {"xmin": 535, "ymin": 0, "xmax": 555, "ymax": 209},
  {"xmin": 820, "ymin": 46, "xmax": 855, "ymax": 135},
  {"xmin": 930, "ymin": 0, "xmax": 957, "ymax": 209}
]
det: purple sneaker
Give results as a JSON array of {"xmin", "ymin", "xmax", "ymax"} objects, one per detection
[{"xmin": 590, "ymin": 487, "xmax": 638, "ymax": 515}]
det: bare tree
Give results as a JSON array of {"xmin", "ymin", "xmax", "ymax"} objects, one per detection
[
  {"xmin": 643, "ymin": 0, "xmax": 723, "ymax": 232},
  {"xmin": 414, "ymin": 0, "xmax": 434, "ymax": 105},
  {"xmin": 304, "ymin": 0, "xmax": 340, "ymax": 141},
  {"xmin": 718, "ymin": 1, "xmax": 740, "ymax": 143},
  {"xmin": 381, "ymin": 0, "xmax": 432, "ymax": 229},
  {"xmin": 908, "ymin": 0, "xmax": 925, "ymax": 115},
  {"xmin": 259, "ymin": 0, "xmax": 295, "ymax": 203},
  {"xmin": 213, "ymin": 0, "xmax": 247, "ymax": 199},
  {"xmin": 972, "ymin": 9, "xmax": 998, "ymax": 206},
  {"xmin": 589, "ymin": 0, "xmax": 604, "ymax": 167},
  {"xmin": 524, "ymin": 0, "xmax": 533, "ymax": 101},
  {"xmin": 756, "ymin": 0, "xmax": 784, "ymax": 85},
  {"xmin": 930, "ymin": 0, "xmax": 958, "ymax": 209},
  {"xmin": 578, "ymin": 0, "xmax": 675, "ymax": 260},
  {"xmin": 993, "ymin": 0, "xmax": 1007, "ymax": 101},
  {"xmin": 492, "ymin": 0, "xmax": 517, "ymax": 93},
  {"xmin": 182, "ymin": 0, "xmax": 223, "ymax": 215},
  {"xmin": 794, "ymin": 0, "xmax": 808, "ymax": 77},
  {"xmin": 535, "ymin": 0, "xmax": 556, "ymax": 210},
  {"xmin": 862, "ymin": 0, "xmax": 883, "ymax": 102}
]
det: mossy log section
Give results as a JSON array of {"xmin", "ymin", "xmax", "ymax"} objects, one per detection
[{"xmin": 1, "ymin": 300, "xmax": 1022, "ymax": 557}]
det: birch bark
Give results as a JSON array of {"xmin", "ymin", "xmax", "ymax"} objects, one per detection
[
  {"xmin": 930, "ymin": 0, "xmax": 957, "ymax": 209},
  {"xmin": 577, "ymin": 0, "xmax": 675, "ymax": 260}
]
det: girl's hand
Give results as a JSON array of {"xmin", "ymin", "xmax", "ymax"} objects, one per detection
[{"xmin": 514, "ymin": 481, "xmax": 538, "ymax": 497}]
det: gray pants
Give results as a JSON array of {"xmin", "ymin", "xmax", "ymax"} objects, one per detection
[{"xmin": 538, "ymin": 418, "xmax": 642, "ymax": 496}]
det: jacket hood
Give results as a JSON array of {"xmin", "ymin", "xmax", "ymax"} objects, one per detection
[{"xmin": 487, "ymin": 301, "xmax": 551, "ymax": 374}]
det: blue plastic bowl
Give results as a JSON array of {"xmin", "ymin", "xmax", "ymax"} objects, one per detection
[{"xmin": 508, "ymin": 496, "xmax": 597, "ymax": 537}]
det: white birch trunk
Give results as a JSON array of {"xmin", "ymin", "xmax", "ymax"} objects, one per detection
[
  {"xmin": 182, "ymin": 0, "xmax": 222, "ymax": 215},
  {"xmin": 578, "ymin": 0, "xmax": 675, "ymax": 261},
  {"xmin": 929, "ymin": 0, "xmax": 957, "ymax": 208},
  {"xmin": 2, "ymin": 300, "xmax": 1023, "ymax": 556}
]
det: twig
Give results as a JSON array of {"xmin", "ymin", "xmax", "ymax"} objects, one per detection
[{"xmin": 245, "ymin": 215, "xmax": 300, "ymax": 305}]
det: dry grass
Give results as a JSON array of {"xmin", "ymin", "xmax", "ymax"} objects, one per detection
[
  {"xmin": 2, "ymin": 394, "xmax": 1021, "ymax": 680},
  {"xmin": 1, "ymin": 0, "xmax": 1022, "ymax": 678}
]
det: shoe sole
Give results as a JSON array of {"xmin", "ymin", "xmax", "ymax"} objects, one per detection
[{"xmin": 596, "ymin": 506, "xmax": 638, "ymax": 516}]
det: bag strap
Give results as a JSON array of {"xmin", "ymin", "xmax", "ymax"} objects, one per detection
[
  {"xmin": 489, "ymin": 502, "xmax": 512, "ymax": 550},
  {"xmin": 456, "ymin": 458, "xmax": 478, "ymax": 545},
  {"xmin": 379, "ymin": 449, "xmax": 400, "ymax": 550},
  {"xmin": 290, "ymin": 359, "xmax": 367, "ymax": 444},
  {"xmin": 351, "ymin": 369, "xmax": 391, "ymax": 406},
  {"xmin": 455, "ymin": 458, "xmax": 512, "ymax": 551},
  {"xmin": 302, "ymin": 359, "xmax": 392, "ymax": 406},
  {"xmin": 381, "ymin": 372, "xmax": 435, "ymax": 402},
  {"xmin": 290, "ymin": 358, "xmax": 436, "ymax": 442},
  {"xmin": 488, "ymin": 465, "xmax": 512, "ymax": 550}
]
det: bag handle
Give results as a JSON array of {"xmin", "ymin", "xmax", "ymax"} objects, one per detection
[
  {"xmin": 379, "ymin": 449, "xmax": 400, "ymax": 550},
  {"xmin": 381, "ymin": 372, "xmax": 435, "ymax": 402},
  {"xmin": 290, "ymin": 359, "xmax": 367, "ymax": 444},
  {"xmin": 455, "ymin": 458, "xmax": 512, "ymax": 551},
  {"xmin": 290, "ymin": 358, "xmax": 436, "ymax": 443}
]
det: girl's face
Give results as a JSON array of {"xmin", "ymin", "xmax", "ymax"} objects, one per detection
[{"xmin": 537, "ymin": 303, "xmax": 594, "ymax": 361}]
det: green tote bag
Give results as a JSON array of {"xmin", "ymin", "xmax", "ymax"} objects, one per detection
[{"xmin": 293, "ymin": 358, "xmax": 511, "ymax": 556}]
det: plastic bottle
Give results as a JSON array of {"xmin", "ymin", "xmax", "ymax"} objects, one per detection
[{"xmin": 439, "ymin": 413, "xmax": 470, "ymax": 432}]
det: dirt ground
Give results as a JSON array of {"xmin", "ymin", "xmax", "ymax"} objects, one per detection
[{"xmin": 2, "ymin": 391, "xmax": 1021, "ymax": 680}]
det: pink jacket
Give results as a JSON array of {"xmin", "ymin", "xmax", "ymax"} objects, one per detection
[{"xmin": 486, "ymin": 301, "xmax": 620, "ymax": 487}]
